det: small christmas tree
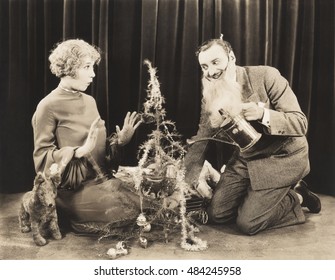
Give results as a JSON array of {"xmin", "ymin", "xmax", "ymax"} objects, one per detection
[
  {"xmin": 134, "ymin": 60, "xmax": 186, "ymax": 196},
  {"xmin": 132, "ymin": 60, "xmax": 207, "ymax": 251}
]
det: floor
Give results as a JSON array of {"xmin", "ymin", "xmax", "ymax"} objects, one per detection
[{"xmin": 1, "ymin": 192, "xmax": 334, "ymax": 260}]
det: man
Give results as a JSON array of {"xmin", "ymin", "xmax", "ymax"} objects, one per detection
[{"xmin": 184, "ymin": 37, "xmax": 321, "ymax": 235}]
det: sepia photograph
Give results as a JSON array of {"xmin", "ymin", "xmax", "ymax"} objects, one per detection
[{"xmin": 0, "ymin": 0, "xmax": 334, "ymax": 277}]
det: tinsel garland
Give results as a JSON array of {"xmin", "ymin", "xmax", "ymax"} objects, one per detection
[{"xmin": 176, "ymin": 167, "xmax": 208, "ymax": 251}]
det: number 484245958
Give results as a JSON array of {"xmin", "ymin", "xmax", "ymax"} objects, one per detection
[{"xmin": 186, "ymin": 266, "xmax": 241, "ymax": 276}]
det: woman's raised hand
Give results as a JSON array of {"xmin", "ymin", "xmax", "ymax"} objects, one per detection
[
  {"xmin": 116, "ymin": 111, "xmax": 142, "ymax": 146},
  {"xmin": 75, "ymin": 117, "xmax": 101, "ymax": 158}
]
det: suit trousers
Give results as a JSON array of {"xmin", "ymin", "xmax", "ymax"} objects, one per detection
[{"xmin": 207, "ymin": 153, "xmax": 306, "ymax": 235}]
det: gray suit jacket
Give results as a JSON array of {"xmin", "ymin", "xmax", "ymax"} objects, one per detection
[{"xmin": 184, "ymin": 66, "xmax": 310, "ymax": 190}]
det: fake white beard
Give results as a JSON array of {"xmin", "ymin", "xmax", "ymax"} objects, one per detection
[{"xmin": 201, "ymin": 77, "xmax": 243, "ymax": 128}]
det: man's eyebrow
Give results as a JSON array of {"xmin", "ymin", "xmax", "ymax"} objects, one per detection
[{"xmin": 201, "ymin": 58, "xmax": 219, "ymax": 65}]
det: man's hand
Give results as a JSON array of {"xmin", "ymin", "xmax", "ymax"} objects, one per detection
[
  {"xmin": 116, "ymin": 111, "xmax": 142, "ymax": 146},
  {"xmin": 195, "ymin": 160, "xmax": 221, "ymax": 199},
  {"xmin": 75, "ymin": 117, "xmax": 101, "ymax": 158},
  {"xmin": 241, "ymin": 102, "xmax": 264, "ymax": 121}
]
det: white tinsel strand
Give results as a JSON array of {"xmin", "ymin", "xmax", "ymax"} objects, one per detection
[
  {"xmin": 138, "ymin": 139, "xmax": 155, "ymax": 169},
  {"xmin": 143, "ymin": 60, "xmax": 165, "ymax": 112},
  {"xmin": 177, "ymin": 167, "xmax": 208, "ymax": 251},
  {"xmin": 134, "ymin": 139, "xmax": 156, "ymax": 212}
]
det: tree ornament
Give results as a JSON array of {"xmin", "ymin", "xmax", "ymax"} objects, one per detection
[
  {"xmin": 116, "ymin": 241, "xmax": 127, "ymax": 251},
  {"xmin": 136, "ymin": 213, "xmax": 147, "ymax": 226},
  {"xmin": 139, "ymin": 236, "xmax": 148, "ymax": 248},
  {"xmin": 107, "ymin": 241, "xmax": 129, "ymax": 259},
  {"xmin": 142, "ymin": 223, "xmax": 151, "ymax": 232},
  {"xmin": 106, "ymin": 248, "xmax": 117, "ymax": 259}
]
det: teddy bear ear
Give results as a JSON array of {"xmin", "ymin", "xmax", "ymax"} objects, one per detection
[{"xmin": 34, "ymin": 172, "xmax": 45, "ymax": 186}]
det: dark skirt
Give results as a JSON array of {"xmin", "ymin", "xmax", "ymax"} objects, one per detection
[{"xmin": 56, "ymin": 177, "xmax": 143, "ymax": 233}]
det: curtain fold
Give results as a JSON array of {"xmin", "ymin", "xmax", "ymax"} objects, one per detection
[
  {"xmin": 96, "ymin": 0, "xmax": 109, "ymax": 128},
  {"xmin": 263, "ymin": 0, "xmax": 273, "ymax": 65},
  {"xmin": 293, "ymin": 0, "xmax": 314, "ymax": 118},
  {"xmin": 307, "ymin": 0, "xmax": 335, "ymax": 195},
  {"xmin": 63, "ymin": 0, "xmax": 76, "ymax": 37},
  {"xmin": 1, "ymin": 0, "xmax": 334, "ymax": 195},
  {"xmin": 139, "ymin": 0, "xmax": 158, "ymax": 105},
  {"xmin": 176, "ymin": 0, "xmax": 201, "ymax": 135}
]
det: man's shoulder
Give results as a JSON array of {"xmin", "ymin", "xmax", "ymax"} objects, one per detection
[
  {"xmin": 243, "ymin": 65, "xmax": 279, "ymax": 76},
  {"xmin": 241, "ymin": 65, "xmax": 282, "ymax": 84}
]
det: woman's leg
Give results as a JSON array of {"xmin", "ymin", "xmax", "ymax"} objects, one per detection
[{"xmin": 57, "ymin": 178, "xmax": 142, "ymax": 228}]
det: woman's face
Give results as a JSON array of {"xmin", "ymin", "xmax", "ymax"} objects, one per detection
[{"xmin": 65, "ymin": 57, "xmax": 96, "ymax": 92}]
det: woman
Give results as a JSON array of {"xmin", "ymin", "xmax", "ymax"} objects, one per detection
[{"xmin": 32, "ymin": 39, "xmax": 143, "ymax": 233}]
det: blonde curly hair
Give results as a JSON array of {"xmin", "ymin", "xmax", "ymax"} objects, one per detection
[{"xmin": 49, "ymin": 39, "xmax": 101, "ymax": 78}]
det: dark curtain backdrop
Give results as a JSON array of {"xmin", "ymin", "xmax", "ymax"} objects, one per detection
[{"xmin": 1, "ymin": 0, "xmax": 334, "ymax": 195}]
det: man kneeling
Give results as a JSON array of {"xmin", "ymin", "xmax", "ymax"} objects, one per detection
[{"xmin": 184, "ymin": 37, "xmax": 321, "ymax": 235}]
